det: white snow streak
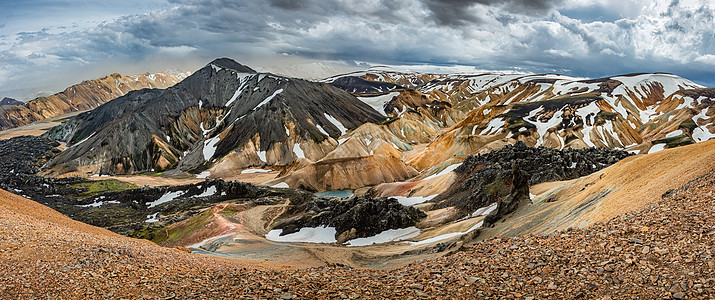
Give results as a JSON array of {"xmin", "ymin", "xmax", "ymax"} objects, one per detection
[
  {"xmin": 324, "ymin": 113, "xmax": 348, "ymax": 136},
  {"xmin": 423, "ymin": 163, "xmax": 461, "ymax": 181},
  {"xmin": 408, "ymin": 221, "xmax": 483, "ymax": 246},
  {"xmin": 346, "ymin": 227, "xmax": 421, "ymax": 247},
  {"xmin": 255, "ymin": 89, "xmax": 283, "ymax": 109},
  {"xmin": 241, "ymin": 168, "xmax": 271, "ymax": 174},
  {"xmin": 393, "ymin": 194, "xmax": 438, "ymax": 206}
]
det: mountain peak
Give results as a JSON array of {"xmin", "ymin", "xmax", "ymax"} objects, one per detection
[
  {"xmin": 207, "ymin": 58, "xmax": 256, "ymax": 74},
  {"xmin": 0, "ymin": 97, "xmax": 22, "ymax": 106}
]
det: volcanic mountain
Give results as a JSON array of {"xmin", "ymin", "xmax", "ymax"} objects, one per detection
[
  {"xmin": 44, "ymin": 58, "xmax": 386, "ymax": 177},
  {"xmin": 0, "ymin": 71, "xmax": 190, "ymax": 131}
]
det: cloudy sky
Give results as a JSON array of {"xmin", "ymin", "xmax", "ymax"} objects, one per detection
[{"xmin": 1, "ymin": 0, "xmax": 714, "ymax": 100}]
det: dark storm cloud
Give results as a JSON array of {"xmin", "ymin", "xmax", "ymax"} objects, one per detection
[
  {"xmin": 422, "ymin": 0, "xmax": 484, "ymax": 25},
  {"xmin": 422, "ymin": 0, "xmax": 562, "ymax": 26}
]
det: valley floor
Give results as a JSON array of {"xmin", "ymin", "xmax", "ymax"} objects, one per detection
[{"xmin": 1, "ymin": 168, "xmax": 713, "ymax": 299}]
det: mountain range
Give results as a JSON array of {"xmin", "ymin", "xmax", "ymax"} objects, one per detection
[
  {"xmin": 40, "ymin": 59, "xmax": 714, "ymax": 194},
  {"xmin": 0, "ymin": 57, "xmax": 714, "ymax": 298}
]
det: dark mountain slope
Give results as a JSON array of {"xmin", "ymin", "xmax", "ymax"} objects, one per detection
[{"xmin": 44, "ymin": 58, "xmax": 386, "ymax": 176}]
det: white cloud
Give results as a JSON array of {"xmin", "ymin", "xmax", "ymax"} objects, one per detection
[
  {"xmin": 694, "ymin": 54, "xmax": 715, "ymax": 65},
  {"xmin": 600, "ymin": 48, "xmax": 625, "ymax": 57},
  {"xmin": 545, "ymin": 49, "xmax": 573, "ymax": 57}
]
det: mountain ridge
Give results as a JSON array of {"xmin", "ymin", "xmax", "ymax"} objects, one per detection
[{"xmin": 0, "ymin": 70, "xmax": 191, "ymax": 131}]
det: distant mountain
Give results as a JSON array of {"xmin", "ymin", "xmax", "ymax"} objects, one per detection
[
  {"xmin": 0, "ymin": 97, "xmax": 23, "ymax": 106},
  {"xmin": 0, "ymin": 70, "xmax": 191, "ymax": 131},
  {"xmin": 44, "ymin": 58, "xmax": 386, "ymax": 176},
  {"xmin": 326, "ymin": 69, "xmax": 715, "ymax": 171},
  {"xmin": 328, "ymin": 76, "xmax": 403, "ymax": 95}
]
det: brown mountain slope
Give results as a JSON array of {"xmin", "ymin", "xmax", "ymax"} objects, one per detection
[
  {"xmin": 0, "ymin": 71, "xmax": 190, "ymax": 131},
  {"xmin": 483, "ymin": 138, "xmax": 715, "ymax": 238}
]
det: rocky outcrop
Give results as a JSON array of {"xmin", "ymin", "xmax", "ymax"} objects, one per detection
[
  {"xmin": 274, "ymin": 195, "xmax": 426, "ymax": 242},
  {"xmin": 433, "ymin": 142, "xmax": 632, "ymax": 223},
  {"xmin": 0, "ymin": 71, "xmax": 189, "ymax": 131},
  {"xmin": 43, "ymin": 58, "xmax": 387, "ymax": 176}
]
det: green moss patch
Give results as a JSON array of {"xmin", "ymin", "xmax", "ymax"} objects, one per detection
[{"xmin": 70, "ymin": 179, "xmax": 138, "ymax": 198}]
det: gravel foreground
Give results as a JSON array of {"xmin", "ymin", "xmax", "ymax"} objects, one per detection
[{"xmin": 1, "ymin": 170, "xmax": 714, "ymax": 299}]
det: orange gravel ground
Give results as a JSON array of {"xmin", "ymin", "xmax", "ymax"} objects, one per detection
[{"xmin": 1, "ymin": 169, "xmax": 714, "ymax": 299}]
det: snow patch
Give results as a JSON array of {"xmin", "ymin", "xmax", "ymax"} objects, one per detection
[
  {"xmin": 525, "ymin": 106, "xmax": 564, "ymax": 147},
  {"xmin": 257, "ymin": 151, "xmax": 267, "ymax": 162},
  {"xmin": 479, "ymin": 118, "xmax": 505, "ymax": 135},
  {"xmin": 197, "ymin": 186, "xmax": 217, "ymax": 198},
  {"xmin": 225, "ymin": 73, "xmax": 253, "ymax": 107},
  {"xmin": 648, "ymin": 143, "xmax": 666, "ymax": 154},
  {"xmin": 575, "ymin": 102, "xmax": 600, "ymax": 147},
  {"xmin": 422, "ymin": 163, "xmax": 461, "ymax": 181},
  {"xmin": 346, "ymin": 227, "xmax": 421, "ymax": 247},
  {"xmin": 692, "ymin": 107, "xmax": 715, "ymax": 142},
  {"xmin": 468, "ymin": 202, "xmax": 497, "ymax": 218},
  {"xmin": 393, "ymin": 194, "xmax": 438, "ymax": 206},
  {"xmin": 293, "ymin": 143, "xmax": 305, "ymax": 158},
  {"xmin": 77, "ymin": 198, "xmax": 119, "ymax": 208},
  {"xmin": 665, "ymin": 130, "xmax": 683, "ymax": 138},
  {"xmin": 241, "ymin": 168, "xmax": 271, "ymax": 174},
  {"xmin": 324, "ymin": 113, "xmax": 348, "ymax": 136},
  {"xmin": 196, "ymin": 171, "xmax": 211, "ymax": 179},
  {"xmin": 692, "ymin": 126, "xmax": 715, "ymax": 143},
  {"xmin": 271, "ymin": 182, "xmax": 289, "ymax": 188},
  {"xmin": 147, "ymin": 190, "xmax": 186, "ymax": 208},
  {"xmin": 316, "ymin": 124, "xmax": 329, "ymax": 136},
  {"xmin": 356, "ymin": 92, "xmax": 400, "ymax": 116},
  {"xmin": 73, "ymin": 132, "xmax": 96, "ymax": 147},
  {"xmin": 266, "ymin": 226, "xmax": 337, "ymax": 243},
  {"xmin": 145, "ymin": 213, "xmax": 160, "ymax": 223},
  {"xmin": 203, "ymin": 136, "xmax": 220, "ymax": 161},
  {"xmin": 408, "ymin": 221, "xmax": 483, "ymax": 246}
]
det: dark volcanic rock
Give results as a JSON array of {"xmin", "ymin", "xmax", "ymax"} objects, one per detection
[
  {"xmin": 329, "ymin": 76, "xmax": 403, "ymax": 95},
  {"xmin": 276, "ymin": 195, "xmax": 426, "ymax": 241},
  {"xmin": 435, "ymin": 142, "xmax": 631, "ymax": 224}
]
